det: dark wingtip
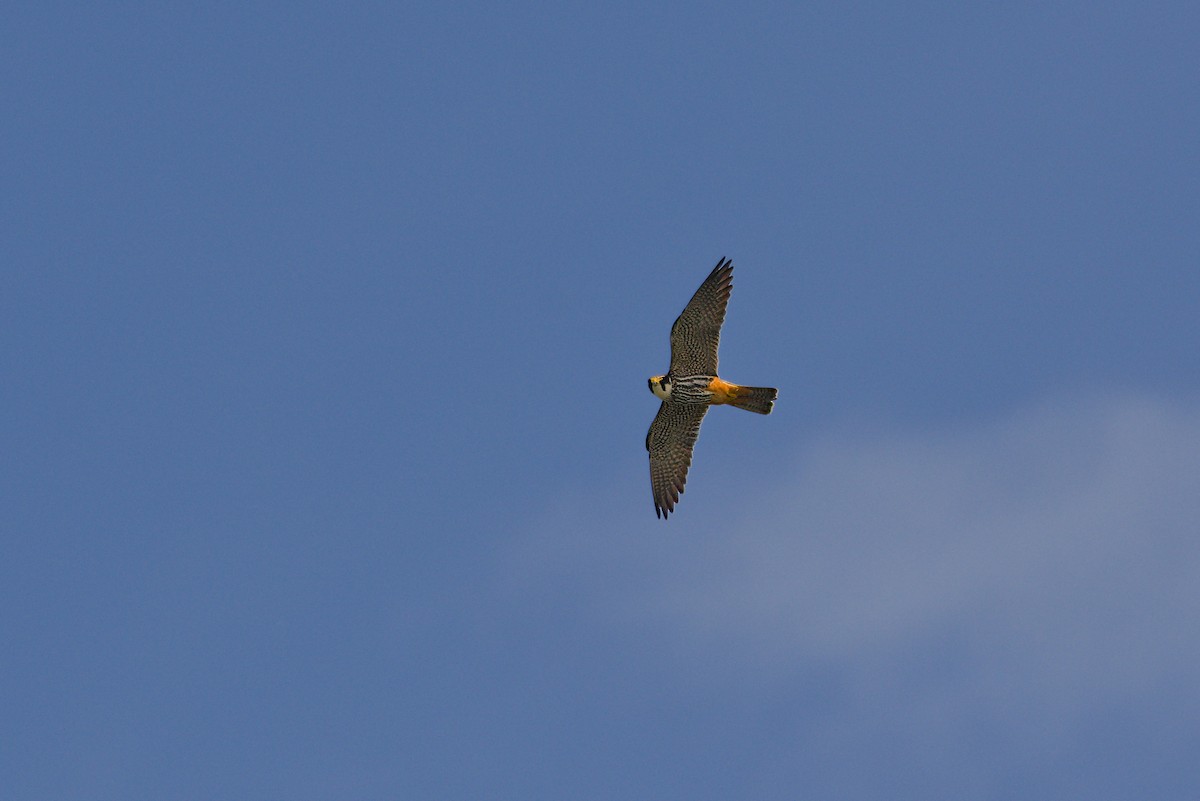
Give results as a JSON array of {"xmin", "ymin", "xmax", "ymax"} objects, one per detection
[
  {"xmin": 655, "ymin": 497, "xmax": 674, "ymax": 519},
  {"xmin": 710, "ymin": 257, "xmax": 733, "ymax": 295}
]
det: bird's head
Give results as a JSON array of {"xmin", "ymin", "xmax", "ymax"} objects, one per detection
[{"xmin": 648, "ymin": 374, "xmax": 672, "ymax": 401}]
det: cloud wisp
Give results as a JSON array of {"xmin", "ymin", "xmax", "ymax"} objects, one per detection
[{"xmin": 510, "ymin": 393, "xmax": 1200, "ymax": 785}]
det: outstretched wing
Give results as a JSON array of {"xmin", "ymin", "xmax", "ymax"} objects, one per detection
[
  {"xmin": 669, "ymin": 258, "xmax": 733, "ymax": 377},
  {"xmin": 646, "ymin": 401, "xmax": 709, "ymax": 519}
]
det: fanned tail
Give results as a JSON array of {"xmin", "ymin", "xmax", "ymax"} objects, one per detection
[{"xmin": 729, "ymin": 385, "xmax": 777, "ymax": 415}]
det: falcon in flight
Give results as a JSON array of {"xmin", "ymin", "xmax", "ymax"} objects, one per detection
[{"xmin": 646, "ymin": 258, "xmax": 778, "ymax": 519}]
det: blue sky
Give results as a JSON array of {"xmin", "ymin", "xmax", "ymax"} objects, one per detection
[{"xmin": 4, "ymin": 2, "xmax": 1200, "ymax": 798}]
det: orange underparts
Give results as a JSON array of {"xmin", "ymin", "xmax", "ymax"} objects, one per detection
[{"xmin": 707, "ymin": 376, "xmax": 741, "ymax": 404}]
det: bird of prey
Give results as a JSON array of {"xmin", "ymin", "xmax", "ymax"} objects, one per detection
[{"xmin": 646, "ymin": 258, "xmax": 778, "ymax": 519}]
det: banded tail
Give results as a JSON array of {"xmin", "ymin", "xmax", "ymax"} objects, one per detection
[{"xmin": 728, "ymin": 384, "xmax": 778, "ymax": 415}]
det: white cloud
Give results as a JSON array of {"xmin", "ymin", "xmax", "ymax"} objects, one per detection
[
  {"xmin": 671, "ymin": 396, "xmax": 1200, "ymax": 660},
  {"xmin": 511, "ymin": 393, "xmax": 1200, "ymax": 754}
]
